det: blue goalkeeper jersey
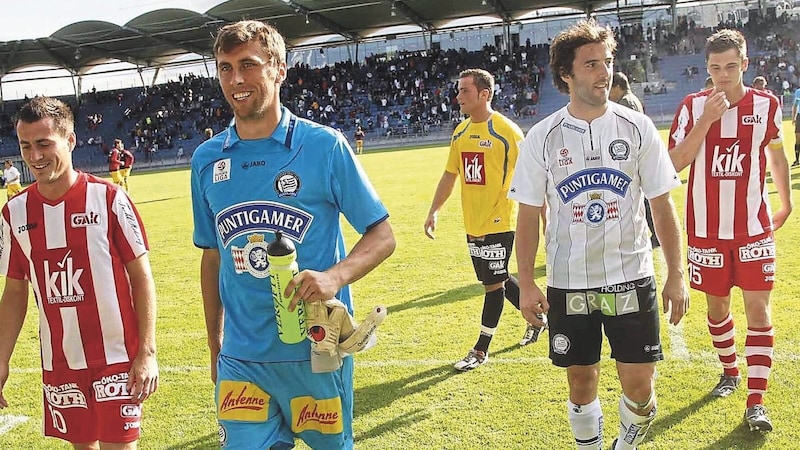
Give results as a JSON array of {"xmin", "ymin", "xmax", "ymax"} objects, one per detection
[{"xmin": 191, "ymin": 107, "xmax": 389, "ymax": 363}]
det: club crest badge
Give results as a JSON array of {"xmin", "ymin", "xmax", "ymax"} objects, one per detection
[
  {"xmin": 608, "ymin": 139, "xmax": 630, "ymax": 161},
  {"xmin": 572, "ymin": 193, "xmax": 619, "ymax": 228},
  {"xmin": 275, "ymin": 171, "xmax": 301, "ymax": 197},
  {"xmin": 231, "ymin": 234, "xmax": 270, "ymax": 278}
]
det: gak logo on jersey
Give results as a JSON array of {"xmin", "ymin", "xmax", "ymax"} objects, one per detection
[
  {"xmin": 741, "ymin": 115, "xmax": 762, "ymax": 125},
  {"xmin": 462, "ymin": 152, "xmax": 485, "ymax": 185},
  {"xmin": 44, "ymin": 250, "xmax": 84, "ymax": 305},
  {"xmin": 711, "ymin": 139, "xmax": 745, "ymax": 177},
  {"xmin": 71, "ymin": 211, "xmax": 101, "ymax": 228}
]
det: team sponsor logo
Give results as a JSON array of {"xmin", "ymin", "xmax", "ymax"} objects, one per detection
[
  {"xmin": 469, "ymin": 134, "xmax": 481, "ymax": 139},
  {"xmin": 608, "ymin": 139, "xmax": 630, "ymax": 161},
  {"xmin": 739, "ymin": 239, "xmax": 775, "ymax": 262},
  {"xmin": 711, "ymin": 139, "xmax": 744, "ymax": 177},
  {"xmin": 44, "ymin": 250, "xmax": 85, "ymax": 305},
  {"xmin": 585, "ymin": 154, "xmax": 600, "ymax": 161},
  {"xmin": 462, "ymin": 152, "xmax": 485, "ymax": 185},
  {"xmin": 763, "ymin": 262, "xmax": 775, "ymax": 274},
  {"xmin": 231, "ymin": 234, "xmax": 270, "ymax": 278},
  {"xmin": 741, "ymin": 115, "xmax": 762, "ymax": 125},
  {"xmin": 275, "ymin": 171, "xmax": 301, "ymax": 197},
  {"xmin": 93, "ymin": 373, "xmax": 132, "ymax": 402},
  {"xmin": 17, "ymin": 222, "xmax": 36, "ymax": 233},
  {"xmin": 478, "ymin": 139, "xmax": 492, "ymax": 148},
  {"xmin": 213, "ymin": 159, "xmax": 231, "ymax": 183},
  {"xmin": 624, "ymin": 424, "xmax": 642, "ymax": 444},
  {"xmin": 70, "ymin": 211, "xmax": 101, "ymax": 228},
  {"xmin": 217, "ymin": 380, "xmax": 269, "ymax": 422},
  {"xmin": 290, "ymin": 396, "xmax": 343, "ymax": 434},
  {"xmin": 117, "ymin": 197, "xmax": 144, "ymax": 246},
  {"xmin": 488, "ymin": 261, "xmax": 504, "ymax": 270},
  {"xmin": 219, "ymin": 423, "xmax": 228, "ymax": 447},
  {"xmin": 241, "ymin": 160, "xmax": 266, "ymax": 170},
  {"xmin": 562, "ymin": 122, "xmax": 586, "ymax": 134},
  {"xmin": 565, "ymin": 289, "xmax": 640, "ymax": 316},
  {"xmin": 44, "ymin": 383, "xmax": 88, "ymax": 409},
  {"xmin": 216, "ymin": 201, "xmax": 313, "ymax": 248},
  {"xmin": 558, "ymin": 148, "xmax": 573, "ymax": 167},
  {"xmin": 467, "ymin": 242, "xmax": 506, "ymax": 260},
  {"xmin": 556, "ymin": 168, "xmax": 631, "ymax": 203},
  {"xmin": 120, "ymin": 404, "xmax": 142, "ymax": 418},
  {"xmin": 572, "ymin": 194, "xmax": 619, "ymax": 227},
  {"xmin": 552, "ymin": 334, "xmax": 571, "ymax": 355},
  {"xmin": 123, "ymin": 421, "xmax": 141, "ymax": 431},
  {"xmin": 687, "ymin": 246, "xmax": 724, "ymax": 268},
  {"xmin": 643, "ymin": 343, "xmax": 661, "ymax": 353}
]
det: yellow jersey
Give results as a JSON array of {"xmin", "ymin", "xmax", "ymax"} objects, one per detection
[{"xmin": 446, "ymin": 112, "xmax": 523, "ymax": 236}]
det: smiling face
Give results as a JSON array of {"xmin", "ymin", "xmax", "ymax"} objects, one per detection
[
  {"xmin": 216, "ymin": 40, "xmax": 286, "ymax": 124},
  {"xmin": 17, "ymin": 117, "xmax": 76, "ymax": 190}
]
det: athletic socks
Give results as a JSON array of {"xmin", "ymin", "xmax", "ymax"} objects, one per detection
[
  {"xmin": 708, "ymin": 313, "xmax": 739, "ymax": 377},
  {"xmin": 474, "ymin": 288, "xmax": 504, "ymax": 353},
  {"xmin": 745, "ymin": 326, "xmax": 774, "ymax": 407},
  {"xmin": 504, "ymin": 275, "xmax": 520, "ymax": 309},
  {"xmin": 568, "ymin": 397, "xmax": 603, "ymax": 449},
  {"xmin": 615, "ymin": 394, "xmax": 657, "ymax": 449}
]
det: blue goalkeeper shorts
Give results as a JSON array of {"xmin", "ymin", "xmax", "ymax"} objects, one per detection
[{"xmin": 216, "ymin": 354, "xmax": 354, "ymax": 449}]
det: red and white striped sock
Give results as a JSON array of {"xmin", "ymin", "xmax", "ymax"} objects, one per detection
[
  {"xmin": 708, "ymin": 313, "xmax": 739, "ymax": 377},
  {"xmin": 745, "ymin": 326, "xmax": 774, "ymax": 408}
]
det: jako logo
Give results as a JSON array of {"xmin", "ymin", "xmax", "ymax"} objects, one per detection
[{"xmin": 71, "ymin": 211, "xmax": 101, "ymax": 228}]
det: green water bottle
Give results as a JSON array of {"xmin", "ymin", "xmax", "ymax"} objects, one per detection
[{"xmin": 267, "ymin": 231, "xmax": 307, "ymax": 344}]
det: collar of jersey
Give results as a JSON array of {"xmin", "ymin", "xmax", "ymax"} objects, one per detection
[{"xmin": 222, "ymin": 106, "xmax": 295, "ymax": 152}]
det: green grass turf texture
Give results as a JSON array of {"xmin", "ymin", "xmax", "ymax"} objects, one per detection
[{"xmin": 1, "ymin": 123, "xmax": 800, "ymax": 449}]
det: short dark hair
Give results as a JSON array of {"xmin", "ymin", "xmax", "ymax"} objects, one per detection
[
  {"xmin": 459, "ymin": 68, "xmax": 495, "ymax": 101},
  {"xmin": 611, "ymin": 72, "xmax": 631, "ymax": 91},
  {"xmin": 550, "ymin": 19, "xmax": 617, "ymax": 94},
  {"xmin": 213, "ymin": 20, "xmax": 286, "ymax": 66},
  {"xmin": 16, "ymin": 97, "xmax": 74, "ymax": 137},
  {"xmin": 706, "ymin": 29, "xmax": 747, "ymax": 61}
]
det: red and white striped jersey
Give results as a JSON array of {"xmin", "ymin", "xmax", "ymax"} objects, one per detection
[
  {"xmin": 0, "ymin": 172, "xmax": 149, "ymax": 371},
  {"xmin": 669, "ymin": 88, "xmax": 781, "ymax": 239}
]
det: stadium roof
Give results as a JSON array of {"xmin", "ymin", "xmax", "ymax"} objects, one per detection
[{"xmin": 0, "ymin": 0, "xmax": 682, "ymax": 75}]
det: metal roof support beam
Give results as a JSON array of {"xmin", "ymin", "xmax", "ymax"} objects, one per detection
[
  {"xmin": 388, "ymin": 1, "xmax": 434, "ymax": 32},
  {"xmin": 484, "ymin": 0, "xmax": 513, "ymax": 22},
  {"xmin": 35, "ymin": 39, "xmax": 73, "ymax": 69},
  {"xmin": 46, "ymin": 36, "xmax": 146, "ymax": 68},
  {"xmin": 283, "ymin": 0, "xmax": 360, "ymax": 42},
  {"xmin": 121, "ymin": 25, "xmax": 211, "ymax": 58}
]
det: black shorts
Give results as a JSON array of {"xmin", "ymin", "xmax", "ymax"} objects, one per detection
[
  {"xmin": 547, "ymin": 276, "xmax": 662, "ymax": 367},
  {"xmin": 467, "ymin": 231, "xmax": 514, "ymax": 286},
  {"xmin": 795, "ymin": 114, "xmax": 800, "ymax": 134}
]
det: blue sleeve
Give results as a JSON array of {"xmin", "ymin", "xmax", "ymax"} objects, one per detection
[
  {"xmin": 191, "ymin": 157, "xmax": 217, "ymax": 249},
  {"xmin": 329, "ymin": 133, "xmax": 389, "ymax": 234}
]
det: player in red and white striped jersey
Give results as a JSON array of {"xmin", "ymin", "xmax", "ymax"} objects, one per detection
[
  {"xmin": 0, "ymin": 97, "xmax": 158, "ymax": 448},
  {"xmin": 669, "ymin": 29, "xmax": 793, "ymax": 433}
]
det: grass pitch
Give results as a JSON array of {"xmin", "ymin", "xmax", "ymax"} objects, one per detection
[{"xmin": 0, "ymin": 124, "xmax": 799, "ymax": 449}]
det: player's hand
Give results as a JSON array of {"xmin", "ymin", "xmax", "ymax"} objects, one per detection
[
  {"xmin": 701, "ymin": 87, "xmax": 729, "ymax": 124},
  {"xmin": 662, "ymin": 274, "xmax": 689, "ymax": 325},
  {"xmin": 424, "ymin": 213, "xmax": 437, "ymax": 239},
  {"xmin": 0, "ymin": 362, "xmax": 9, "ymax": 409},
  {"xmin": 127, "ymin": 353, "xmax": 159, "ymax": 405},
  {"xmin": 771, "ymin": 206, "xmax": 792, "ymax": 231},
  {"xmin": 519, "ymin": 283, "xmax": 548, "ymax": 327},
  {"xmin": 287, "ymin": 269, "xmax": 341, "ymax": 311}
]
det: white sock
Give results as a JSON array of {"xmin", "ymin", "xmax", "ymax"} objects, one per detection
[
  {"xmin": 615, "ymin": 394, "xmax": 656, "ymax": 449},
  {"xmin": 567, "ymin": 397, "xmax": 603, "ymax": 449}
]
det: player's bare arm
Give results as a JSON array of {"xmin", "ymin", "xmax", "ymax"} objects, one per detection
[
  {"xmin": 200, "ymin": 248, "xmax": 223, "ymax": 384},
  {"xmin": 515, "ymin": 203, "xmax": 547, "ymax": 327},
  {"xmin": 765, "ymin": 143, "xmax": 794, "ymax": 230},
  {"xmin": 289, "ymin": 219, "xmax": 395, "ymax": 310},
  {"xmin": 648, "ymin": 193, "xmax": 688, "ymax": 325},
  {"xmin": 670, "ymin": 89, "xmax": 730, "ymax": 172},
  {"xmin": 126, "ymin": 253, "xmax": 159, "ymax": 404},
  {"xmin": 0, "ymin": 277, "xmax": 29, "ymax": 409},
  {"xmin": 424, "ymin": 171, "xmax": 457, "ymax": 239}
]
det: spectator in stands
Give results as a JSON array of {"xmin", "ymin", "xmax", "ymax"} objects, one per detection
[
  {"xmin": 204, "ymin": 127, "xmax": 213, "ymax": 141},
  {"xmin": 109, "ymin": 139, "xmax": 123, "ymax": 187},
  {"xmin": 2, "ymin": 160, "xmax": 21, "ymax": 199},
  {"xmin": 669, "ymin": 28, "xmax": 792, "ymax": 433},
  {"xmin": 0, "ymin": 96, "xmax": 158, "ymax": 450},
  {"xmin": 610, "ymin": 72, "xmax": 659, "ymax": 249},
  {"xmin": 354, "ymin": 125, "xmax": 365, "ymax": 154},
  {"xmin": 191, "ymin": 20, "xmax": 395, "ymax": 450},
  {"xmin": 424, "ymin": 68, "xmax": 545, "ymax": 373},
  {"xmin": 791, "ymin": 84, "xmax": 800, "ymax": 166}
]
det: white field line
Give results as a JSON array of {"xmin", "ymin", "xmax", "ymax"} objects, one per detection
[
  {"xmin": 0, "ymin": 415, "xmax": 29, "ymax": 435},
  {"xmin": 655, "ymin": 248, "xmax": 691, "ymax": 360}
]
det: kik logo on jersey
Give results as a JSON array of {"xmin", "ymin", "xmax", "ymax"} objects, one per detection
[
  {"xmin": 711, "ymin": 139, "xmax": 745, "ymax": 178},
  {"xmin": 462, "ymin": 152, "xmax": 485, "ymax": 185},
  {"xmin": 44, "ymin": 250, "xmax": 85, "ymax": 305}
]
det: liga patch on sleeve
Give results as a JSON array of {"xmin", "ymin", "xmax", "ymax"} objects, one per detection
[
  {"xmin": 217, "ymin": 380, "xmax": 270, "ymax": 422},
  {"xmin": 290, "ymin": 395, "xmax": 343, "ymax": 434}
]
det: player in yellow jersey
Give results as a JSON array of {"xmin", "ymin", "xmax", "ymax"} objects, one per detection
[{"xmin": 424, "ymin": 68, "xmax": 545, "ymax": 371}]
